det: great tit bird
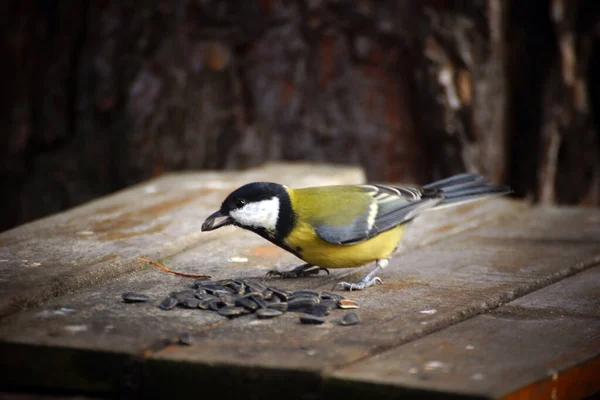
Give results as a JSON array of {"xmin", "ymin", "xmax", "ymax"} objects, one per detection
[{"xmin": 202, "ymin": 173, "xmax": 511, "ymax": 290}]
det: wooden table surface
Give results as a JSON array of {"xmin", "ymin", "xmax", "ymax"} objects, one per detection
[{"xmin": 0, "ymin": 163, "xmax": 598, "ymax": 399}]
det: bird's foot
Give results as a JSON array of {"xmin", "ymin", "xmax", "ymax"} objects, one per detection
[
  {"xmin": 334, "ymin": 277, "xmax": 383, "ymax": 291},
  {"xmin": 266, "ymin": 264, "xmax": 330, "ymax": 279}
]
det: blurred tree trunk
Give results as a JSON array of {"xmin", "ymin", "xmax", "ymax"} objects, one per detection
[{"xmin": 1, "ymin": 0, "xmax": 599, "ymax": 231}]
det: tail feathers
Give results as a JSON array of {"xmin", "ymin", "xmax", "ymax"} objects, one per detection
[{"xmin": 423, "ymin": 173, "xmax": 512, "ymax": 206}]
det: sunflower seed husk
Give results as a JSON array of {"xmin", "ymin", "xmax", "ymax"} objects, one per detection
[
  {"xmin": 211, "ymin": 289, "xmax": 234, "ymax": 298},
  {"xmin": 194, "ymin": 278, "xmax": 211, "ymax": 287},
  {"xmin": 292, "ymin": 290, "xmax": 320, "ymax": 298},
  {"xmin": 242, "ymin": 291, "xmax": 263, "ymax": 299},
  {"xmin": 209, "ymin": 300, "xmax": 227, "ymax": 311},
  {"xmin": 199, "ymin": 283, "xmax": 228, "ymax": 294},
  {"xmin": 262, "ymin": 289, "xmax": 273, "ymax": 300},
  {"xmin": 321, "ymin": 291, "xmax": 345, "ymax": 301},
  {"xmin": 268, "ymin": 287, "xmax": 290, "ymax": 301},
  {"xmin": 198, "ymin": 298, "xmax": 215, "ymax": 310},
  {"xmin": 256, "ymin": 308, "xmax": 283, "ymax": 319},
  {"xmin": 338, "ymin": 312, "xmax": 361, "ymax": 326},
  {"xmin": 235, "ymin": 282, "xmax": 246, "ymax": 295},
  {"xmin": 307, "ymin": 304, "xmax": 332, "ymax": 317},
  {"xmin": 218, "ymin": 306, "xmax": 248, "ymax": 318},
  {"xmin": 170, "ymin": 290, "xmax": 196, "ymax": 301},
  {"xmin": 287, "ymin": 296, "xmax": 319, "ymax": 311},
  {"xmin": 122, "ymin": 293, "xmax": 150, "ymax": 303},
  {"xmin": 268, "ymin": 302, "xmax": 288, "ymax": 312},
  {"xmin": 250, "ymin": 296, "xmax": 269, "ymax": 309},
  {"xmin": 288, "ymin": 293, "xmax": 320, "ymax": 303},
  {"xmin": 216, "ymin": 293, "xmax": 238, "ymax": 306},
  {"xmin": 243, "ymin": 279, "xmax": 267, "ymax": 293},
  {"xmin": 235, "ymin": 297, "xmax": 258, "ymax": 311},
  {"xmin": 225, "ymin": 281, "xmax": 244, "ymax": 295},
  {"xmin": 194, "ymin": 293, "xmax": 216, "ymax": 302},
  {"xmin": 338, "ymin": 299, "xmax": 360, "ymax": 309},
  {"xmin": 319, "ymin": 299, "xmax": 339, "ymax": 310},
  {"xmin": 159, "ymin": 296, "xmax": 178, "ymax": 310},
  {"xmin": 299, "ymin": 313, "xmax": 326, "ymax": 325},
  {"xmin": 266, "ymin": 295, "xmax": 281, "ymax": 304},
  {"xmin": 182, "ymin": 298, "xmax": 200, "ymax": 309}
]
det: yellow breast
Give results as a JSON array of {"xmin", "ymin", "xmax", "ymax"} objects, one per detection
[{"xmin": 284, "ymin": 222, "xmax": 404, "ymax": 268}]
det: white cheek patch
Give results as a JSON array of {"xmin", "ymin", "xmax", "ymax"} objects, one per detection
[{"xmin": 230, "ymin": 197, "xmax": 280, "ymax": 232}]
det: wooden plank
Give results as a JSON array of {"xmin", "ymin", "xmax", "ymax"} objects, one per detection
[
  {"xmin": 0, "ymin": 162, "xmax": 364, "ymax": 318},
  {"xmin": 327, "ymin": 265, "xmax": 600, "ymax": 399},
  {"xmin": 1, "ymin": 201, "xmax": 597, "ymax": 398}
]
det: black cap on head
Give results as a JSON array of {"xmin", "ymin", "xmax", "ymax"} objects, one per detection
[{"xmin": 220, "ymin": 182, "xmax": 285, "ymax": 214}]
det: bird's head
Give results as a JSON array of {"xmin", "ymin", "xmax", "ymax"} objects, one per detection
[{"xmin": 201, "ymin": 182, "xmax": 288, "ymax": 234}]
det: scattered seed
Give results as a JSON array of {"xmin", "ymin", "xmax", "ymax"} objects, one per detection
[
  {"xmin": 159, "ymin": 296, "xmax": 178, "ymax": 310},
  {"xmin": 256, "ymin": 308, "xmax": 283, "ymax": 319},
  {"xmin": 121, "ymin": 293, "xmax": 150, "ymax": 303},
  {"xmin": 128, "ymin": 277, "xmax": 361, "ymax": 327},
  {"xmin": 299, "ymin": 313, "xmax": 326, "ymax": 325},
  {"xmin": 338, "ymin": 312, "xmax": 360, "ymax": 326},
  {"xmin": 178, "ymin": 332, "xmax": 194, "ymax": 345},
  {"xmin": 338, "ymin": 299, "xmax": 359, "ymax": 309}
]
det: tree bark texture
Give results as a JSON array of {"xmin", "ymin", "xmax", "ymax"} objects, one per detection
[{"xmin": 1, "ymin": 0, "xmax": 599, "ymax": 231}]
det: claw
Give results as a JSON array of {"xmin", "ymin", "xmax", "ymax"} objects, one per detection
[
  {"xmin": 266, "ymin": 265, "xmax": 329, "ymax": 279},
  {"xmin": 334, "ymin": 277, "xmax": 383, "ymax": 291},
  {"xmin": 266, "ymin": 270, "xmax": 283, "ymax": 278},
  {"xmin": 266, "ymin": 270, "xmax": 297, "ymax": 279}
]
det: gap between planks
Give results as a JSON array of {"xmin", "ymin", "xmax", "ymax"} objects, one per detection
[{"xmin": 318, "ymin": 256, "xmax": 600, "ymax": 376}]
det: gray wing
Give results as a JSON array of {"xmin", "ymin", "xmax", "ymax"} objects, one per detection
[{"xmin": 314, "ymin": 184, "xmax": 442, "ymax": 245}]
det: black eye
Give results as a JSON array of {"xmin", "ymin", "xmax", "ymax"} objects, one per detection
[{"xmin": 235, "ymin": 198, "xmax": 246, "ymax": 208}]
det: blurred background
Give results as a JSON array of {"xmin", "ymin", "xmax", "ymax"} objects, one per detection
[{"xmin": 1, "ymin": 0, "xmax": 599, "ymax": 232}]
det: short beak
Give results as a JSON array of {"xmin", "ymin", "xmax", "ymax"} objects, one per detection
[{"xmin": 201, "ymin": 210, "xmax": 233, "ymax": 231}]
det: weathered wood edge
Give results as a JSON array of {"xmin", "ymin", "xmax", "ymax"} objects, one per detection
[
  {"xmin": 323, "ymin": 265, "xmax": 600, "ymax": 400},
  {"xmin": 501, "ymin": 355, "xmax": 600, "ymax": 400}
]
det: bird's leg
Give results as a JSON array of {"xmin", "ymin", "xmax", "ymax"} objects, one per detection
[
  {"xmin": 335, "ymin": 259, "xmax": 387, "ymax": 291},
  {"xmin": 266, "ymin": 263, "xmax": 330, "ymax": 279}
]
